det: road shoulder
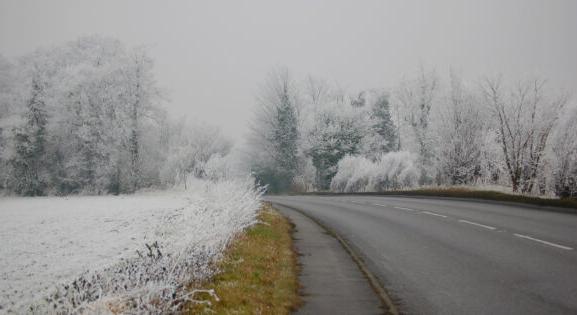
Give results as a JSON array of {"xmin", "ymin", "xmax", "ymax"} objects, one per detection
[
  {"xmin": 187, "ymin": 205, "xmax": 300, "ymax": 314},
  {"xmin": 274, "ymin": 204, "xmax": 387, "ymax": 315}
]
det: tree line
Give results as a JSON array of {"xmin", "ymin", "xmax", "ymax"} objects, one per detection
[
  {"xmin": 0, "ymin": 36, "xmax": 231, "ymax": 196},
  {"xmin": 247, "ymin": 68, "xmax": 577, "ymax": 198}
]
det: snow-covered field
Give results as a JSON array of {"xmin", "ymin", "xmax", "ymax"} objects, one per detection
[{"xmin": 0, "ymin": 179, "xmax": 262, "ymax": 314}]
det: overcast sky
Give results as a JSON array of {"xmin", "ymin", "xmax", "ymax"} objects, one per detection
[{"xmin": 1, "ymin": 0, "xmax": 576, "ymax": 141}]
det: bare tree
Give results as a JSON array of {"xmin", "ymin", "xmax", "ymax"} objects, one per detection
[
  {"xmin": 482, "ymin": 77, "xmax": 568, "ymax": 193},
  {"xmin": 396, "ymin": 68, "xmax": 438, "ymax": 185},
  {"xmin": 437, "ymin": 73, "xmax": 483, "ymax": 185}
]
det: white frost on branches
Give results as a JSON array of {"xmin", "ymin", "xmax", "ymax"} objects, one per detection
[
  {"xmin": 248, "ymin": 67, "xmax": 575, "ymax": 197},
  {"xmin": 331, "ymin": 152, "xmax": 419, "ymax": 192}
]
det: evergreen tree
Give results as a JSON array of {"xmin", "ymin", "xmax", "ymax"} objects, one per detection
[
  {"xmin": 269, "ymin": 83, "xmax": 299, "ymax": 191},
  {"xmin": 69, "ymin": 92, "xmax": 108, "ymax": 193},
  {"xmin": 0, "ymin": 54, "xmax": 15, "ymax": 189},
  {"xmin": 370, "ymin": 93, "xmax": 398, "ymax": 153},
  {"xmin": 10, "ymin": 76, "xmax": 48, "ymax": 196},
  {"xmin": 249, "ymin": 69, "xmax": 300, "ymax": 193}
]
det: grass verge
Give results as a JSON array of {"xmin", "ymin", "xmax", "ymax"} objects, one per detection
[
  {"xmin": 302, "ymin": 187, "xmax": 577, "ymax": 211},
  {"xmin": 187, "ymin": 203, "xmax": 300, "ymax": 314}
]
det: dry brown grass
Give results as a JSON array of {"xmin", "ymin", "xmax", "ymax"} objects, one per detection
[{"xmin": 186, "ymin": 204, "xmax": 300, "ymax": 314}]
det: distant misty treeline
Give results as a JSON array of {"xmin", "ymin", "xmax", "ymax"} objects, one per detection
[
  {"xmin": 248, "ymin": 68, "xmax": 577, "ymax": 198},
  {"xmin": 0, "ymin": 36, "xmax": 232, "ymax": 196}
]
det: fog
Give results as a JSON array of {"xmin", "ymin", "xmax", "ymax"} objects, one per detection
[{"xmin": 1, "ymin": 0, "xmax": 576, "ymax": 141}]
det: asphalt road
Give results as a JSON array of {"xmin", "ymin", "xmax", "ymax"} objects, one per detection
[{"xmin": 266, "ymin": 195, "xmax": 577, "ymax": 315}]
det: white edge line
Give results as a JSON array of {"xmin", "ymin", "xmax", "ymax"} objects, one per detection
[
  {"xmin": 421, "ymin": 211, "xmax": 448, "ymax": 218},
  {"xmin": 458, "ymin": 219, "xmax": 497, "ymax": 230},
  {"xmin": 513, "ymin": 233, "xmax": 573, "ymax": 250}
]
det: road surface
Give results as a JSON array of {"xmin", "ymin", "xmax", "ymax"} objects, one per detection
[{"xmin": 266, "ymin": 195, "xmax": 577, "ymax": 315}]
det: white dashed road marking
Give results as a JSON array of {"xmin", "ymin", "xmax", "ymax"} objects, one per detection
[
  {"xmin": 421, "ymin": 211, "xmax": 448, "ymax": 218},
  {"xmin": 458, "ymin": 219, "xmax": 497, "ymax": 230},
  {"xmin": 513, "ymin": 233, "xmax": 573, "ymax": 250},
  {"xmin": 392, "ymin": 206, "xmax": 418, "ymax": 212},
  {"xmin": 367, "ymin": 202, "xmax": 573, "ymax": 251}
]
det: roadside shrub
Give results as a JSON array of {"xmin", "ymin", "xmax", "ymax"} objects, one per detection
[
  {"xmin": 330, "ymin": 151, "xmax": 419, "ymax": 192},
  {"xmin": 370, "ymin": 151, "xmax": 419, "ymax": 190},
  {"xmin": 330, "ymin": 155, "xmax": 375, "ymax": 192}
]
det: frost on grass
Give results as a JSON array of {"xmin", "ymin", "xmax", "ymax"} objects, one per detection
[{"xmin": 0, "ymin": 178, "xmax": 263, "ymax": 314}]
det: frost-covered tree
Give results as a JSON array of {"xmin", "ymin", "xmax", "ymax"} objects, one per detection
[
  {"xmin": 305, "ymin": 101, "xmax": 365, "ymax": 190},
  {"xmin": 271, "ymin": 84, "xmax": 299, "ymax": 182},
  {"xmin": 483, "ymin": 78, "xmax": 568, "ymax": 193},
  {"xmin": 160, "ymin": 120, "xmax": 232, "ymax": 188},
  {"xmin": 551, "ymin": 105, "xmax": 577, "ymax": 198},
  {"xmin": 365, "ymin": 91, "xmax": 398, "ymax": 157},
  {"xmin": 121, "ymin": 49, "xmax": 159, "ymax": 192},
  {"xmin": 476, "ymin": 129, "xmax": 507, "ymax": 186},
  {"xmin": 395, "ymin": 69, "xmax": 438, "ymax": 185},
  {"xmin": 0, "ymin": 36, "xmax": 189, "ymax": 195},
  {"xmin": 0, "ymin": 54, "xmax": 17, "ymax": 189},
  {"xmin": 0, "ymin": 54, "xmax": 15, "ymax": 116},
  {"xmin": 248, "ymin": 66, "xmax": 573, "ymax": 197},
  {"xmin": 248, "ymin": 69, "xmax": 299, "ymax": 192},
  {"xmin": 436, "ymin": 74, "xmax": 483, "ymax": 185},
  {"xmin": 32, "ymin": 36, "xmax": 153, "ymax": 194},
  {"xmin": 9, "ymin": 75, "xmax": 48, "ymax": 196}
]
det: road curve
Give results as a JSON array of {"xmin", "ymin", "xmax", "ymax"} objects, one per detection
[{"xmin": 266, "ymin": 195, "xmax": 577, "ymax": 315}]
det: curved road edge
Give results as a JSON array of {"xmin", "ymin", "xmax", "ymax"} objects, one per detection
[{"xmin": 272, "ymin": 203, "xmax": 399, "ymax": 315}]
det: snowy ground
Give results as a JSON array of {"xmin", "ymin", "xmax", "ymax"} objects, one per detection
[{"xmin": 0, "ymin": 179, "xmax": 262, "ymax": 314}]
